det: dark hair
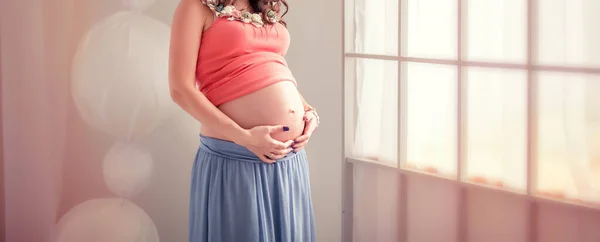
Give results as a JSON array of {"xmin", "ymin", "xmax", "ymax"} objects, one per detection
[{"xmin": 218, "ymin": 0, "xmax": 289, "ymax": 26}]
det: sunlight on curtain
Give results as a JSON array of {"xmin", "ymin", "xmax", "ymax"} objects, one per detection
[
  {"xmin": 405, "ymin": 62, "xmax": 456, "ymax": 175},
  {"xmin": 347, "ymin": 0, "xmax": 600, "ymax": 213},
  {"xmin": 404, "ymin": 0, "xmax": 456, "ymax": 59},
  {"xmin": 466, "ymin": 0, "xmax": 527, "ymax": 63},
  {"xmin": 465, "ymin": 68, "xmax": 527, "ymax": 190},
  {"xmin": 344, "ymin": 0, "xmax": 398, "ymax": 55},
  {"xmin": 536, "ymin": 0, "xmax": 600, "ymax": 201},
  {"xmin": 345, "ymin": 0, "xmax": 401, "ymax": 241},
  {"xmin": 347, "ymin": 0, "xmax": 399, "ymax": 164},
  {"xmin": 462, "ymin": 0, "xmax": 529, "ymax": 190},
  {"xmin": 352, "ymin": 58, "xmax": 398, "ymax": 163}
]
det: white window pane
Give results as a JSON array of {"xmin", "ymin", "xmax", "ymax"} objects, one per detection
[
  {"xmin": 345, "ymin": 0, "xmax": 398, "ymax": 55},
  {"xmin": 537, "ymin": 72, "xmax": 600, "ymax": 204},
  {"xmin": 353, "ymin": 164, "xmax": 400, "ymax": 242},
  {"xmin": 537, "ymin": 0, "xmax": 600, "ymax": 67},
  {"xmin": 466, "ymin": 67, "xmax": 527, "ymax": 192},
  {"xmin": 351, "ymin": 58, "xmax": 398, "ymax": 165},
  {"xmin": 404, "ymin": 0, "xmax": 457, "ymax": 59},
  {"xmin": 466, "ymin": 0, "xmax": 527, "ymax": 63},
  {"xmin": 406, "ymin": 63, "xmax": 457, "ymax": 177}
]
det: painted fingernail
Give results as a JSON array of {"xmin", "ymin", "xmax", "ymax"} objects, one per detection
[{"xmin": 283, "ymin": 126, "xmax": 290, "ymax": 131}]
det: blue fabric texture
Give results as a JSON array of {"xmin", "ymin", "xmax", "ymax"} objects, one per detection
[{"xmin": 189, "ymin": 135, "xmax": 316, "ymax": 242}]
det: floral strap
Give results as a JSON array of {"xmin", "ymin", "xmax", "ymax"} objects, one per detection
[{"xmin": 201, "ymin": 0, "xmax": 278, "ymax": 27}]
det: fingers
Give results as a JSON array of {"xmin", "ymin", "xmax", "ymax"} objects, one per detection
[
  {"xmin": 271, "ymin": 148, "xmax": 292, "ymax": 156},
  {"xmin": 259, "ymin": 155, "xmax": 276, "ymax": 164},
  {"xmin": 261, "ymin": 152, "xmax": 287, "ymax": 163},
  {"xmin": 265, "ymin": 152, "xmax": 287, "ymax": 160},
  {"xmin": 294, "ymin": 134, "xmax": 309, "ymax": 143},
  {"xmin": 271, "ymin": 141, "xmax": 288, "ymax": 149},
  {"xmin": 264, "ymin": 141, "xmax": 293, "ymax": 162},
  {"xmin": 283, "ymin": 140, "xmax": 294, "ymax": 147},
  {"xmin": 292, "ymin": 140, "xmax": 308, "ymax": 152},
  {"xmin": 266, "ymin": 125, "xmax": 290, "ymax": 134},
  {"xmin": 271, "ymin": 139, "xmax": 294, "ymax": 150},
  {"xmin": 295, "ymin": 121, "xmax": 317, "ymax": 143}
]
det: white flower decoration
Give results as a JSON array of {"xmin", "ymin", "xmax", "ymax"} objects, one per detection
[
  {"xmin": 201, "ymin": 1, "xmax": 276, "ymax": 27},
  {"xmin": 222, "ymin": 5, "xmax": 234, "ymax": 15},
  {"xmin": 251, "ymin": 13, "xmax": 263, "ymax": 25}
]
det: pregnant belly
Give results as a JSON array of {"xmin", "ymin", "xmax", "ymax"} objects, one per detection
[{"xmin": 201, "ymin": 81, "xmax": 305, "ymax": 142}]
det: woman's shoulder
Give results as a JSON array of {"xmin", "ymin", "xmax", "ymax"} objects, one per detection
[
  {"xmin": 175, "ymin": 0, "xmax": 214, "ymax": 17},
  {"xmin": 200, "ymin": 0, "xmax": 226, "ymax": 18},
  {"xmin": 172, "ymin": 0, "xmax": 215, "ymax": 32}
]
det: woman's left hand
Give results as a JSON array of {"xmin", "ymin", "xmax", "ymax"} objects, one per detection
[{"xmin": 292, "ymin": 112, "xmax": 318, "ymax": 152}]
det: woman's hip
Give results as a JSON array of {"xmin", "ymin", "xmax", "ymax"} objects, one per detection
[
  {"xmin": 190, "ymin": 134, "xmax": 311, "ymax": 185},
  {"xmin": 188, "ymin": 135, "xmax": 315, "ymax": 242}
]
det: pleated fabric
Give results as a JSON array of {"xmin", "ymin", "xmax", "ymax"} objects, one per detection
[{"xmin": 189, "ymin": 135, "xmax": 316, "ymax": 242}]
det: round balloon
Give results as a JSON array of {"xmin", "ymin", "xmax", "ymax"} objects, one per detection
[
  {"xmin": 103, "ymin": 141, "xmax": 154, "ymax": 198},
  {"xmin": 71, "ymin": 11, "xmax": 174, "ymax": 140},
  {"xmin": 56, "ymin": 198, "xmax": 159, "ymax": 242}
]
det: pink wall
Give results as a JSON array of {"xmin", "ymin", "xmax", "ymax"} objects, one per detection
[{"xmin": 353, "ymin": 162, "xmax": 600, "ymax": 242}]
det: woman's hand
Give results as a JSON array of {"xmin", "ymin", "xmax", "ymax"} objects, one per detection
[
  {"xmin": 292, "ymin": 112, "xmax": 319, "ymax": 152},
  {"xmin": 237, "ymin": 125, "xmax": 294, "ymax": 163}
]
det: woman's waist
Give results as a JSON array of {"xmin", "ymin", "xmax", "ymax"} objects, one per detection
[
  {"xmin": 198, "ymin": 134, "xmax": 304, "ymax": 164},
  {"xmin": 203, "ymin": 82, "xmax": 306, "ymax": 142}
]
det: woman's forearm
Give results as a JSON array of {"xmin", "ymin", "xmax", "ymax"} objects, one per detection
[
  {"xmin": 170, "ymin": 86, "xmax": 250, "ymax": 144},
  {"xmin": 168, "ymin": 0, "xmax": 250, "ymax": 146}
]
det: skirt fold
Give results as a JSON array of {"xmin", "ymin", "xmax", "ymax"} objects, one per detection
[{"xmin": 189, "ymin": 135, "xmax": 316, "ymax": 242}]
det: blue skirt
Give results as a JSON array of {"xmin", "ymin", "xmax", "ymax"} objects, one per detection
[{"xmin": 189, "ymin": 135, "xmax": 316, "ymax": 242}]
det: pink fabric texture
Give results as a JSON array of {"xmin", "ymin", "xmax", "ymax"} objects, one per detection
[{"xmin": 196, "ymin": 17, "xmax": 296, "ymax": 106}]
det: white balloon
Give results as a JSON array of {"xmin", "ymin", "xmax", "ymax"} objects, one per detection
[
  {"xmin": 72, "ymin": 11, "xmax": 173, "ymax": 140},
  {"xmin": 122, "ymin": 0, "xmax": 157, "ymax": 12},
  {"xmin": 56, "ymin": 198, "xmax": 160, "ymax": 242},
  {"xmin": 103, "ymin": 141, "xmax": 153, "ymax": 198}
]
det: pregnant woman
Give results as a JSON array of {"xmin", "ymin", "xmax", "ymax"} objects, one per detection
[{"xmin": 168, "ymin": 0, "xmax": 318, "ymax": 241}]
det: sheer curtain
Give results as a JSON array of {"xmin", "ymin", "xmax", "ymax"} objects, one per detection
[
  {"xmin": 2, "ymin": 0, "xmax": 202, "ymax": 240},
  {"xmin": 348, "ymin": 0, "xmax": 600, "ymax": 241},
  {"xmin": 1, "ymin": 0, "xmax": 73, "ymax": 241},
  {"xmin": 535, "ymin": 0, "xmax": 600, "ymax": 201},
  {"xmin": 350, "ymin": 0, "xmax": 399, "ymax": 164},
  {"xmin": 349, "ymin": 0, "xmax": 600, "ymax": 197}
]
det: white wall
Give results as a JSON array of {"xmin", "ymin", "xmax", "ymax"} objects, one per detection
[{"xmin": 285, "ymin": 0, "xmax": 344, "ymax": 241}]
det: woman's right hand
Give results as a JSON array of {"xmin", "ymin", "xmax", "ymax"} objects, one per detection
[{"xmin": 236, "ymin": 125, "xmax": 294, "ymax": 163}]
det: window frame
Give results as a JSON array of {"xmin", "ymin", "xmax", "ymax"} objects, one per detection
[
  {"xmin": 0, "ymin": 33, "xmax": 6, "ymax": 241},
  {"xmin": 341, "ymin": 0, "xmax": 600, "ymax": 241}
]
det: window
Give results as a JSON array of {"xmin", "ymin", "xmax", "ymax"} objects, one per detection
[{"xmin": 344, "ymin": 0, "xmax": 600, "ymax": 210}]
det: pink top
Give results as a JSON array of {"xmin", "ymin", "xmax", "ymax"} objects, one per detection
[{"xmin": 195, "ymin": 11, "xmax": 296, "ymax": 106}]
